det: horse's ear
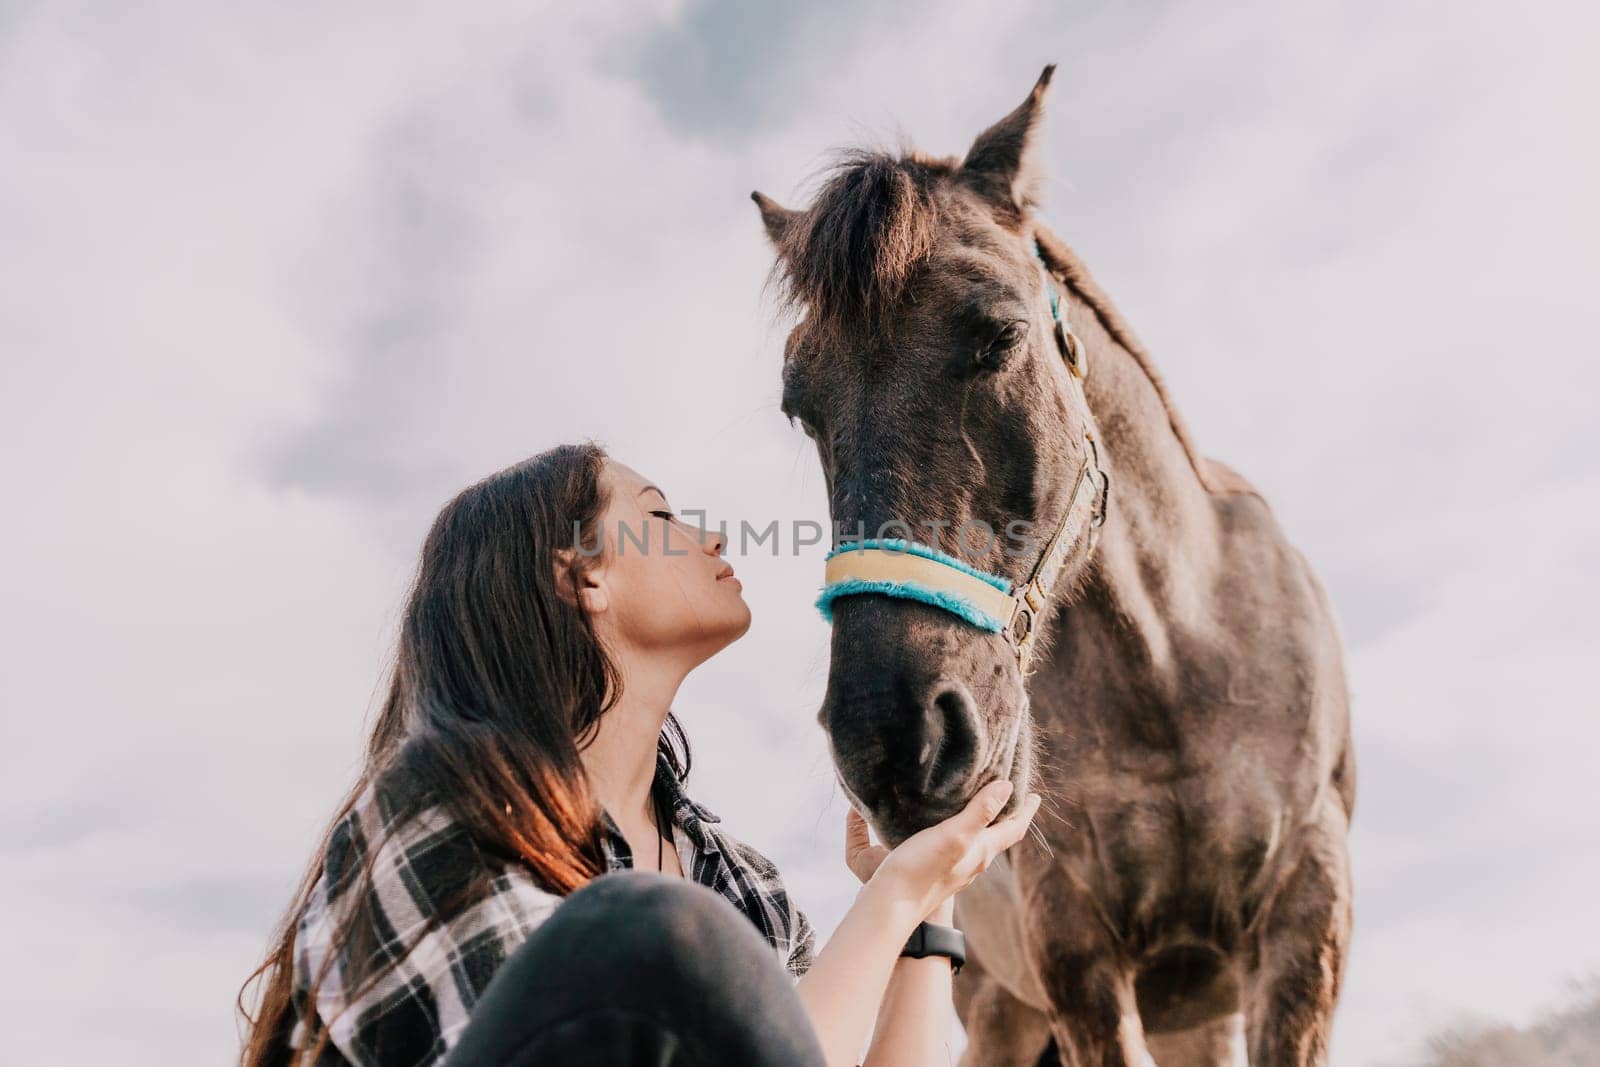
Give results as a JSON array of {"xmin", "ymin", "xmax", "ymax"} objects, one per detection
[
  {"xmin": 751, "ymin": 191, "xmax": 799, "ymax": 249},
  {"xmin": 958, "ymin": 64, "xmax": 1055, "ymax": 218}
]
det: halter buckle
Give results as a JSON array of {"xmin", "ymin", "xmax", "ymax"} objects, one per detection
[
  {"xmin": 1085, "ymin": 435, "xmax": 1110, "ymax": 528},
  {"xmin": 1055, "ymin": 320, "xmax": 1087, "ymax": 379},
  {"xmin": 1010, "ymin": 604, "xmax": 1034, "ymax": 644}
]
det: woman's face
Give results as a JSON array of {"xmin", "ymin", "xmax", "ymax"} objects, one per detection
[{"xmin": 581, "ymin": 459, "xmax": 750, "ymax": 664}]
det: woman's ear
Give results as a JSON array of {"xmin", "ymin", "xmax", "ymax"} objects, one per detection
[{"xmin": 552, "ymin": 546, "xmax": 610, "ymax": 615}]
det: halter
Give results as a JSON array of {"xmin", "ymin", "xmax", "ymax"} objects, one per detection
[{"xmin": 815, "ymin": 237, "xmax": 1112, "ymax": 675}]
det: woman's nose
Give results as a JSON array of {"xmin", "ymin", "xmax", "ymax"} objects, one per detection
[{"xmin": 701, "ymin": 524, "xmax": 726, "ymax": 555}]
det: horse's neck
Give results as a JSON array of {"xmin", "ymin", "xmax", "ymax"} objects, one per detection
[{"xmin": 1064, "ymin": 295, "xmax": 1219, "ymax": 689}]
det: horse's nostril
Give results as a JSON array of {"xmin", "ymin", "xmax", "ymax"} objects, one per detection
[{"xmin": 918, "ymin": 681, "xmax": 979, "ymax": 798}]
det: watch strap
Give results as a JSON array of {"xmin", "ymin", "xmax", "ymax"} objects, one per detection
[{"xmin": 900, "ymin": 920, "xmax": 966, "ymax": 975}]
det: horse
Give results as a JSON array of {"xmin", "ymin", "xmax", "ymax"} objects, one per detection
[{"xmin": 751, "ymin": 65, "xmax": 1354, "ymax": 1065}]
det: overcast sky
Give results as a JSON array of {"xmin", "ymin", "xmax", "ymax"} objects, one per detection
[{"xmin": 3, "ymin": 1, "xmax": 1597, "ymax": 1064}]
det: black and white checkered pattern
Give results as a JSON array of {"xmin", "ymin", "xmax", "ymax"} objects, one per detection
[{"xmin": 287, "ymin": 749, "xmax": 816, "ymax": 1065}]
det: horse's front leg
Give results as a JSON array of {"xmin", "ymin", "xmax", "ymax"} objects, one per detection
[
  {"xmin": 1245, "ymin": 803, "xmax": 1353, "ymax": 1066},
  {"xmin": 953, "ymin": 949, "xmax": 1054, "ymax": 1067},
  {"xmin": 1038, "ymin": 953, "xmax": 1149, "ymax": 1067},
  {"xmin": 1024, "ymin": 891, "xmax": 1151, "ymax": 1067}
]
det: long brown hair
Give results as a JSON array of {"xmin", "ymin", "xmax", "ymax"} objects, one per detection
[{"xmin": 236, "ymin": 441, "xmax": 691, "ymax": 1065}]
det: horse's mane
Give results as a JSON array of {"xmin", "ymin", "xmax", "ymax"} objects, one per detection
[
  {"xmin": 1030, "ymin": 224, "xmax": 1258, "ymax": 499},
  {"xmin": 770, "ymin": 148, "xmax": 1256, "ymax": 499}
]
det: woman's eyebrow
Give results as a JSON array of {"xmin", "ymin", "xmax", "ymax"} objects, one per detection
[{"xmin": 637, "ymin": 485, "xmax": 668, "ymax": 503}]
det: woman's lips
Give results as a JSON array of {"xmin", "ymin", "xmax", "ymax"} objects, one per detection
[{"xmin": 715, "ymin": 564, "xmax": 739, "ymax": 585}]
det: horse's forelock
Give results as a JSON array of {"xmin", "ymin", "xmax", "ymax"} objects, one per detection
[{"xmin": 777, "ymin": 149, "xmax": 955, "ymax": 344}]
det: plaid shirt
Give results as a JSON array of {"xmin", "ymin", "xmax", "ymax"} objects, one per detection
[{"xmin": 286, "ymin": 749, "xmax": 816, "ymax": 1065}]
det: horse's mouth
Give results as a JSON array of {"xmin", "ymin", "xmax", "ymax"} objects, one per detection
[
  {"xmin": 837, "ymin": 700, "xmax": 1033, "ymax": 841},
  {"xmin": 995, "ymin": 700, "xmax": 1032, "ymax": 817},
  {"xmin": 998, "ymin": 700, "xmax": 1025, "ymax": 779}
]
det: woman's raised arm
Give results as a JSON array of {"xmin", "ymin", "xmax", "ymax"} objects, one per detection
[{"xmin": 792, "ymin": 780, "xmax": 1041, "ymax": 1067}]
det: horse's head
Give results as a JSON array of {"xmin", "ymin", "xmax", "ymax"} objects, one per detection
[{"xmin": 753, "ymin": 66, "xmax": 1106, "ymax": 845}]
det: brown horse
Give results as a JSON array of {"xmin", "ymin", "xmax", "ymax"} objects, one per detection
[{"xmin": 752, "ymin": 66, "xmax": 1354, "ymax": 1065}]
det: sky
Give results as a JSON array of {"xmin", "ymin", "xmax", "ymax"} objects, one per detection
[{"xmin": 2, "ymin": 1, "xmax": 1597, "ymax": 1063}]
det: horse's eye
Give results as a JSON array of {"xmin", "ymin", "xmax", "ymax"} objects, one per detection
[{"xmin": 976, "ymin": 320, "xmax": 1028, "ymax": 369}]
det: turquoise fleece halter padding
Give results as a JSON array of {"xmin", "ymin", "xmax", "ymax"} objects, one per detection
[{"xmin": 816, "ymin": 539, "xmax": 1014, "ymax": 633}]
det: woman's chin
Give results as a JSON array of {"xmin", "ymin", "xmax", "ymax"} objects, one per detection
[
  {"xmin": 725, "ymin": 601, "xmax": 754, "ymax": 643},
  {"xmin": 687, "ymin": 604, "xmax": 752, "ymax": 660}
]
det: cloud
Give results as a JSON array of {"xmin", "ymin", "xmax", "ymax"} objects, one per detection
[{"xmin": 1, "ymin": 0, "xmax": 1595, "ymax": 1064}]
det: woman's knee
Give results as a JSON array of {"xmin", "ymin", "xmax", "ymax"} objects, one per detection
[
  {"xmin": 456, "ymin": 871, "xmax": 822, "ymax": 1067},
  {"xmin": 558, "ymin": 870, "xmax": 766, "ymax": 963},
  {"xmin": 455, "ymin": 871, "xmax": 822, "ymax": 1067}
]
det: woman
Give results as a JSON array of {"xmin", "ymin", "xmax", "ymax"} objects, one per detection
[{"xmin": 238, "ymin": 442, "xmax": 1040, "ymax": 1066}]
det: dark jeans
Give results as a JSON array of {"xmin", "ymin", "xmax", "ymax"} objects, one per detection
[{"xmin": 446, "ymin": 870, "xmax": 829, "ymax": 1067}]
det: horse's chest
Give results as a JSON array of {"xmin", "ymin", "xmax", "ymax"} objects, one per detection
[
  {"xmin": 1031, "ymin": 665, "xmax": 1324, "ymax": 916},
  {"xmin": 1053, "ymin": 769, "xmax": 1292, "ymax": 943},
  {"xmin": 956, "ymin": 781, "xmax": 1289, "ymax": 1011}
]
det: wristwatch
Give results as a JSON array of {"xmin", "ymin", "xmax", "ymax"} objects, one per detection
[{"xmin": 900, "ymin": 921, "xmax": 966, "ymax": 975}]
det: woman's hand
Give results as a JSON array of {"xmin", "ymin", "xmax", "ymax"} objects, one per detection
[
  {"xmin": 848, "ymin": 780, "xmax": 1040, "ymax": 923},
  {"xmin": 845, "ymin": 806, "xmax": 892, "ymax": 884},
  {"xmin": 797, "ymin": 781, "xmax": 1039, "ymax": 1067}
]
